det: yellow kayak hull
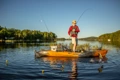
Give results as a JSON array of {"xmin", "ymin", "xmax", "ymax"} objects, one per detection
[{"xmin": 35, "ymin": 49, "xmax": 108, "ymax": 58}]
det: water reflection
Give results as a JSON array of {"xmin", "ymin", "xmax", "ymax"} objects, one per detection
[
  {"xmin": 37, "ymin": 57, "xmax": 79, "ymax": 79},
  {"xmin": 35, "ymin": 56, "xmax": 108, "ymax": 79},
  {"xmin": 0, "ymin": 40, "xmax": 120, "ymax": 50},
  {"xmin": 0, "ymin": 43, "xmax": 51, "ymax": 51},
  {"xmin": 0, "ymin": 41, "xmax": 120, "ymax": 79},
  {"xmin": 69, "ymin": 61, "xmax": 78, "ymax": 79},
  {"xmin": 98, "ymin": 65, "xmax": 104, "ymax": 73},
  {"xmin": 116, "ymin": 48, "xmax": 120, "ymax": 52},
  {"xmin": 99, "ymin": 41, "xmax": 120, "ymax": 48}
]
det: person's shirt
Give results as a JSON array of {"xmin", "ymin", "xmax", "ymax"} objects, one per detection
[{"xmin": 68, "ymin": 25, "xmax": 80, "ymax": 38}]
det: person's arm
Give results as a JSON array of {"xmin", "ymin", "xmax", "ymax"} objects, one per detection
[
  {"xmin": 76, "ymin": 26, "xmax": 80, "ymax": 33},
  {"xmin": 68, "ymin": 26, "xmax": 72, "ymax": 35}
]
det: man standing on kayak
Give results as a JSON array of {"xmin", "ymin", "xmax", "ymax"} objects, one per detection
[{"xmin": 68, "ymin": 20, "xmax": 80, "ymax": 52}]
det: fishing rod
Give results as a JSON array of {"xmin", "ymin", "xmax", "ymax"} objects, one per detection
[
  {"xmin": 41, "ymin": 16, "xmax": 49, "ymax": 32},
  {"xmin": 40, "ymin": 15, "xmax": 64, "ymax": 40},
  {"xmin": 69, "ymin": 9, "xmax": 92, "ymax": 38},
  {"xmin": 77, "ymin": 8, "xmax": 92, "ymax": 24},
  {"xmin": 40, "ymin": 15, "xmax": 59, "ymax": 42}
]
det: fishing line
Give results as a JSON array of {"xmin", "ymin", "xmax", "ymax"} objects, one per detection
[
  {"xmin": 40, "ymin": 16, "xmax": 65, "ymax": 43},
  {"xmin": 77, "ymin": 8, "xmax": 93, "ymax": 24},
  {"xmin": 40, "ymin": 15, "xmax": 49, "ymax": 32},
  {"xmin": 69, "ymin": 8, "xmax": 92, "ymax": 38}
]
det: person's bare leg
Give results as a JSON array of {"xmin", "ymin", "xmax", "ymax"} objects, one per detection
[{"xmin": 73, "ymin": 43, "xmax": 76, "ymax": 52}]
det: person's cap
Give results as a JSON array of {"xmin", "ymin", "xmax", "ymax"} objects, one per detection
[{"xmin": 72, "ymin": 20, "xmax": 77, "ymax": 24}]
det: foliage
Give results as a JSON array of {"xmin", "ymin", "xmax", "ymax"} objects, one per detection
[
  {"xmin": 56, "ymin": 38, "xmax": 65, "ymax": 41},
  {"xmin": 79, "ymin": 36, "xmax": 98, "ymax": 41},
  {"xmin": 98, "ymin": 30, "xmax": 120, "ymax": 41},
  {"xmin": 0, "ymin": 26, "xmax": 57, "ymax": 41},
  {"xmin": 68, "ymin": 43, "xmax": 101, "ymax": 51}
]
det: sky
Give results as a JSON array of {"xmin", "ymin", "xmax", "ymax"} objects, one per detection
[{"xmin": 0, "ymin": 0, "xmax": 120, "ymax": 38}]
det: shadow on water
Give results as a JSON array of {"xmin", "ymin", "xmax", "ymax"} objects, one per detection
[{"xmin": 35, "ymin": 56, "xmax": 108, "ymax": 79}]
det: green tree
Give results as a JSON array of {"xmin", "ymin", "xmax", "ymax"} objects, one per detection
[
  {"xmin": 98, "ymin": 30, "xmax": 120, "ymax": 42},
  {"xmin": 0, "ymin": 26, "xmax": 57, "ymax": 41},
  {"xmin": 0, "ymin": 28, "xmax": 8, "ymax": 40}
]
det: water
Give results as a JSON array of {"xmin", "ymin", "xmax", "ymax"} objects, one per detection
[{"xmin": 0, "ymin": 41, "xmax": 120, "ymax": 80}]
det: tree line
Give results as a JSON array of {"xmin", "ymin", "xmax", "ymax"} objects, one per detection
[
  {"xmin": 98, "ymin": 30, "xmax": 120, "ymax": 42},
  {"xmin": 79, "ymin": 36, "xmax": 98, "ymax": 41},
  {"xmin": 0, "ymin": 26, "xmax": 57, "ymax": 41}
]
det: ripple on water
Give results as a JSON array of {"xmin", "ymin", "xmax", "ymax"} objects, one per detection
[{"xmin": 0, "ymin": 43, "xmax": 120, "ymax": 79}]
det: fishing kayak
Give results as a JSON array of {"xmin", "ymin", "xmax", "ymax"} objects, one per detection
[{"xmin": 34, "ymin": 49, "xmax": 108, "ymax": 58}]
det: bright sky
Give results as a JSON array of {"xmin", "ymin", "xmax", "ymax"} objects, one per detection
[{"xmin": 0, "ymin": 0, "xmax": 120, "ymax": 38}]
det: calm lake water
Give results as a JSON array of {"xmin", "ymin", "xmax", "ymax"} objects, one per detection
[{"xmin": 0, "ymin": 40, "xmax": 120, "ymax": 80}]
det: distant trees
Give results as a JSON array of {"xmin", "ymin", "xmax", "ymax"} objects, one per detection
[
  {"xmin": 56, "ymin": 38, "xmax": 66, "ymax": 40},
  {"xmin": 78, "ymin": 37, "xmax": 98, "ymax": 41},
  {"xmin": 0, "ymin": 26, "xmax": 57, "ymax": 41},
  {"xmin": 98, "ymin": 30, "xmax": 120, "ymax": 41}
]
